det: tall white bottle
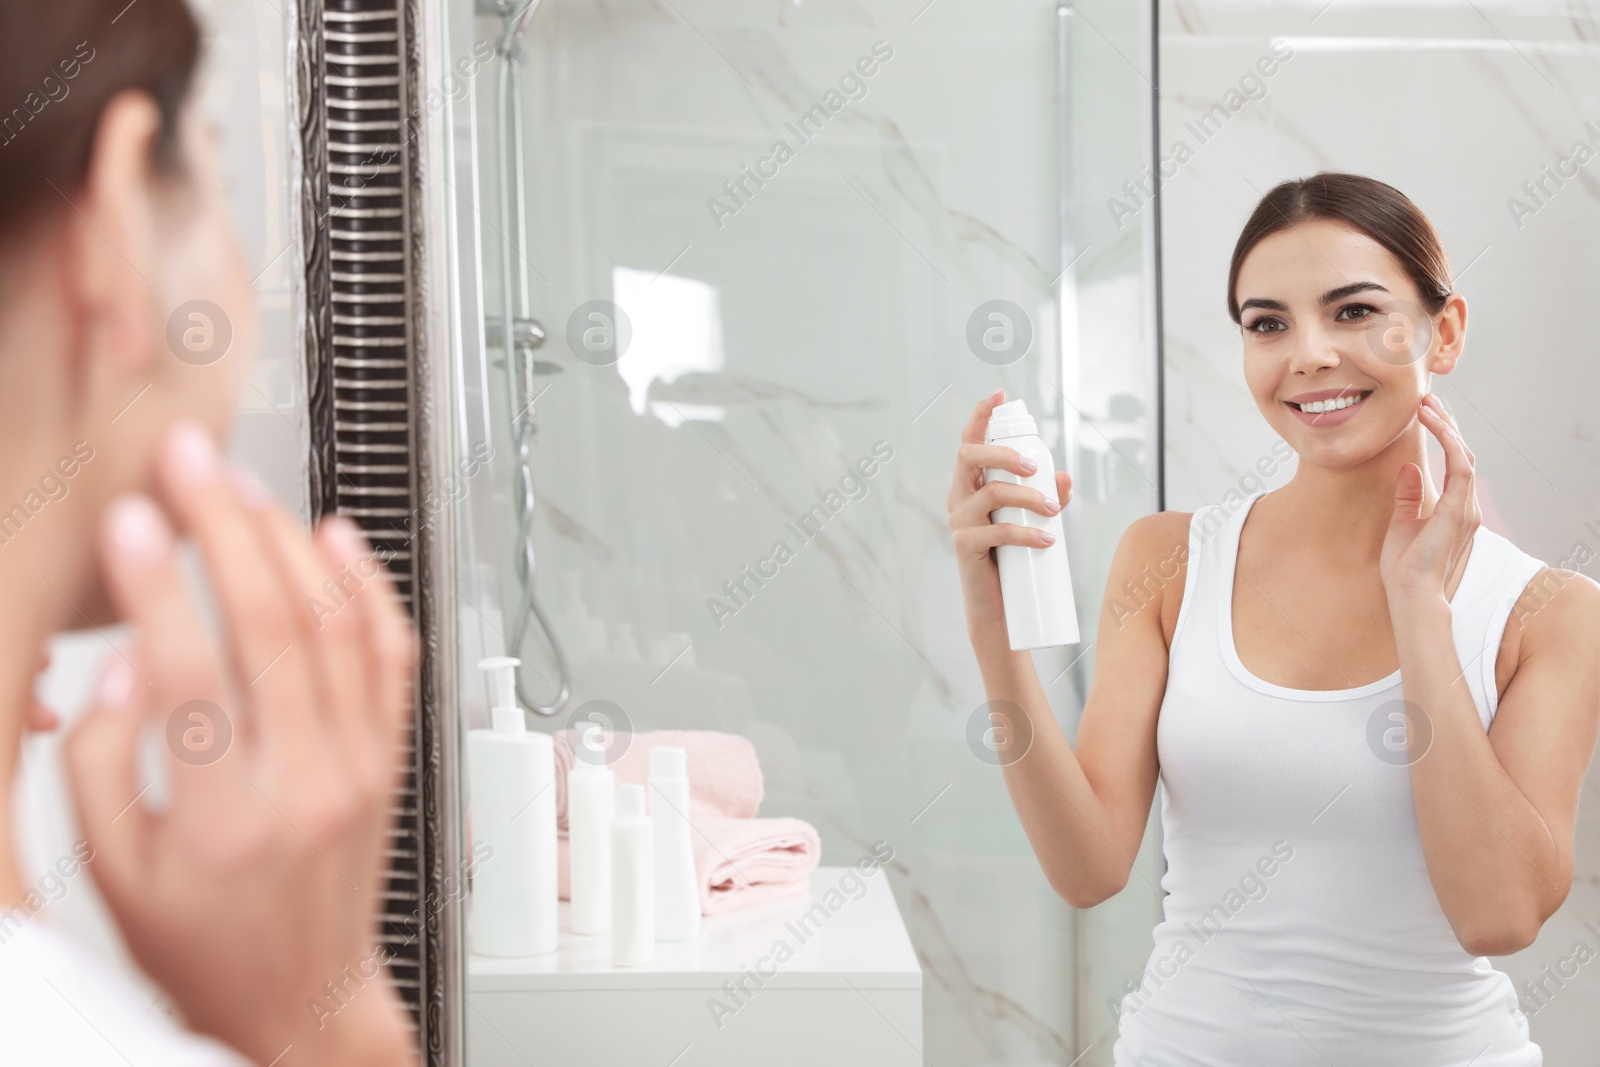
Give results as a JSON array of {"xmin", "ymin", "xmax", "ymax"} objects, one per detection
[
  {"xmin": 567, "ymin": 723, "xmax": 614, "ymax": 935},
  {"xmin": 982, "ymin": 399, "xmax": 1081, "ymax": 650},
  {"xmin": 610, "ymin": 783, "xmax": 654, "ymax": 966},
  {"xmin": 649, "ymin": 746, "xmax": 702, "ymax": 942},
  {"xmin": 466, "ymin": 657, "xmax": 557, "ymax": 957}
]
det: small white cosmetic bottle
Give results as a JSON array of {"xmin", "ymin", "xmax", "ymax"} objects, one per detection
[
  {"xmin": 982, "ymin": 399, "xmax": 1081, "ymax": 650},
  {"xmin": 648, "ymin": 746, "xmax": 702, "ymax": 942},
  {"xmin": 610, "ymin": 783, "xmax": 655, "ymax": 966},
  {"xmin": 567, "ymin": 723, "xmax": 615, "ymax": 935},
  {"xmin": 466, "ymin": 656, "xmax": 557, "ymax": 957}
]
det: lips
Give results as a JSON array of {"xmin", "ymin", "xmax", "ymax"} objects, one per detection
[{"xmin": 1283, "ymin": 389, "xmax": 1373, "ymax": 426}]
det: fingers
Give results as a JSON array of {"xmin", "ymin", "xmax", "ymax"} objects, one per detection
[
  {"xmin": 65, "ymin": 649, "xmax": 154, "ymax": 914},
  {"xmin": 949, "ymin": 480, "xmax": 1061, "ymax": 532},
  {"xmin": 1056, "ymin": 470, "xmax": 1074, "ymax": 507},
  {"xmin": 97, "ymin": 494, "xmax": 235, "ymax": 792},
  {"xmin": 959, "ymin": 389, "xmax": 1007, "ymax": 446},
  {"xmin": 948, "ymin": 442, "xmax": 1038, "ymax": 510},
  {"xmin": 310, "ymin": 516, "xmax": 408, "ymax": 795},
  {"xmin": 151, "ymin": 424, "xmax": 322, "ymax": 778},
  {"xmin": 233, "ymin": 473, "xmax": 381, "ymax": 806},
  {"xmin": 952, "ymin": 519, "xmax": 1057, "ymax": 558},
  {"xmin": 315, "ymin": 517, "xmax": 416, "ymax": 787},
  {"xmin": 1419, "ymin": 394, "xmax": 1475, "ymax": 511}
]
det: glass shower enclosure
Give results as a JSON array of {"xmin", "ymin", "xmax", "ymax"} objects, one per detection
[{"xmin": 444, "ymin": 1, "xmax": 1163, "ymax": 1062}]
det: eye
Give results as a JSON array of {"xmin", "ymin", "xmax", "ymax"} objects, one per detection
[
  {"xmin": 1243, "ymin": 315, "xmax": 1286, "ymax": 335},
  {"xmin": 1336, "ymin": 303, "xmax": 1378, "ymax": 323}
]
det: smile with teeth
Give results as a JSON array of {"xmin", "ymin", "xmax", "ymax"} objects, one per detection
[{"xmin": 1289, "ymin": 390, "xmax": 1372, "ymax": 414}]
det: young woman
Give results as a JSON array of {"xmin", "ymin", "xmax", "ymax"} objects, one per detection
[
  {"xmin": 0, "ymin": 3, "xmax": 417, "ymax": 1064},
  {"xmin": 949, "ymin": 172, "xmax": 1598, "ymax": 1064}
]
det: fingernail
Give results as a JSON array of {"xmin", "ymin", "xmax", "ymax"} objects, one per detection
[
  {"xmin": 323, "ymin": 515, "xmax": 369, "ymax": 563},
  {"xmin": 1019, "ymin": 458, "xmax": 1038, "ymax": 474},
  {"xmin": 1040, "ymin": 532, "xmax": 1056, "ymax": 545},
  {"xmin": 229, "ymin": 465, "xmax": 272, "ymax": 508},
  {"xmin": 96, "ymin": 653, "xmax": 136, "ymax": 710},
  {"xmin": 106, "ymin": 495, "xmax": 172, "ymax": 569},
  {"xmin": 166, "ymin": 422, "xmax": 220, "ymax": 485},
  {"xmin": 987, "ymin": 388, "xmax": 1005, "ymax": 402}
]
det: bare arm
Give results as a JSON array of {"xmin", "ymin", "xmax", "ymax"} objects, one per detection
[
  {"xmin": 948, "ymin": 392, "xmax": 1184, "ymax": 907},
  {"xmin": 1381, "ymin": 396, "xmax": 1600, "ymax": 958},
  {"xmin": 1394, "ymin": 570, "xmax": 1600, "ymax": 956}
]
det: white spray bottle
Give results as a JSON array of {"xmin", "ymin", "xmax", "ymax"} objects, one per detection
[
  {"xmin": 982, "ymin": 399, "xmax": 1081, "ymax": 650},
  {"xmin": 466, "ymin": 656, "xmax": 557, "ymax": 957},
  {"xmin": 567, "ymin": 723, "xmax": 614, "ymax": 935}
]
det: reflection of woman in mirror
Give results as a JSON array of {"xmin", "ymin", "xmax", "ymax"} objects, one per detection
[
  {"xmin": 0, "ymin": 2, "xmax": 417, "ymax": 1063},
  {"xmin": 949, "ymin": 172, "xmax": 1596, "ymax": 1063}
]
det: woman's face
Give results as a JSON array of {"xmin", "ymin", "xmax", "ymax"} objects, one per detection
[{"xmin": 1233, "ymin": 218, "xmax": 1462, "ymax": 468}]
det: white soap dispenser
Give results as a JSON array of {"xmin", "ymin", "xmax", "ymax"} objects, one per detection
[
  {"xmin": 567, "ymin": 722, "xmax": 615, "ymax": 935},
  {"xmin": 649, "ymin": 746, "xmax": 702, "ymax": 942},
  {"xmin": 982, "ymin": 399, "xmax": 1081, "ymax": 650},
  {"xmin": 466, "ymin": 656, "xmax": 557, "ymax": 957}
]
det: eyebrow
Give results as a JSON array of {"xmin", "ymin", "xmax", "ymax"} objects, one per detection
[{"xmin": 1238, "ymin": 280, "xmax": 1391, "ymax": 314}]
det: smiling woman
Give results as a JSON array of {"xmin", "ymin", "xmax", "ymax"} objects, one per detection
[{"xmin": 951, "ymin": 170, "xmax": 1600, "ymax": 1066}]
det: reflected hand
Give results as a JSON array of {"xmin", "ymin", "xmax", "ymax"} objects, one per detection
[{"xmin": 1381, "ymin": 393, "xmax": 1479, "ymax": 605}]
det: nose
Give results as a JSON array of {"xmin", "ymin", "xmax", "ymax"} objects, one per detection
[{"xmin": 1288, "ymin": 317, "xmax": 1346, "ymax": 377}]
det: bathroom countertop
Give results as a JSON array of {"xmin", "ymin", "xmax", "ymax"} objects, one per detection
[{"xmin": 466, "ymin": 865, "xmax": 921, "ymax": 991}]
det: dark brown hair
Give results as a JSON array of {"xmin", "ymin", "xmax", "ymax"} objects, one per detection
[
  {"xmin": 0, "ymin": 0, "xmax": 200, "ymax": 242},
  {"xmin": 1227, "ymin": 172, "xmax": 1453, "ymax": 324}
]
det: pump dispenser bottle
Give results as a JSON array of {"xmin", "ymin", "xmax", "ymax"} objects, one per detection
[
  {"xmin": 982, "ymin": 399, "xmax": 1080, "ymax": 650},
  {"xmin": 567, "ymin": 723, "xmax": 614, "ymax": 935},
  {"xmin": 648, "ymin": 746, "xmax": 701, "ymax": 941},
  {"xmin": 466, "ymin": 656, "xmax": 557, "ymax": 957}
]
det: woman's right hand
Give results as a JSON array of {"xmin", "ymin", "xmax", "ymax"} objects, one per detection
[
  {"xmin": 66, "ymin": 423, "xmax": 418, "ymax": 1067},
  {"xmin": 947, "ymin": 390, "xmax": 1072, "ymax": 647}
]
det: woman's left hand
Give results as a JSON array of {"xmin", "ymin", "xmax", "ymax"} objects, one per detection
[{"xmin": 1380, "ymin": 392, "xmax": 1481, "ymax": 604}]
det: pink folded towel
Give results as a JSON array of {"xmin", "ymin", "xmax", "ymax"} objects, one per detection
[
  {"xmin": 553, "ymin": 728, "xmax": 763, "ymax": 829},
  {"xmin": 550, "ymin": 728, "xmax": 819, "ymax": 914},
  {"xmin": 557, "ymin": 813, "xmax": 819, "ymax": 915}
]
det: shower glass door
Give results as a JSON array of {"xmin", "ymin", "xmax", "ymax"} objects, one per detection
[{"xmin": 450, "ymin": 2, "xmax": 1161, "ymax": 1062}]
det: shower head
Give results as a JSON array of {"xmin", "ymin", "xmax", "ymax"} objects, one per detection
[{"xmin": 478, "ymin": 0, "xmax": 542, "ymax": 57}]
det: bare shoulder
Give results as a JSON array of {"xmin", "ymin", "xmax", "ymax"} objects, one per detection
[
  {"xmin": 1493, "ymin": 567, "xmax": 1600, "ymax": 705},
  {"xmin": 1510, "ymin": 567, "xmax": 1600, "ymax": 659},
  {"xmin": 1104, "ymin": 511, "xmax": 1194, "ymax": 648}
]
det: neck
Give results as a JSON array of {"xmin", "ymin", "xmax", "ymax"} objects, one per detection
[
  {"xmin": 0, "ymin": 461, "xmax": 96, "ymax": 910},
  {"xmin": 1269, "ymin": 423, "xmax": 1441, "ymax": 565}
]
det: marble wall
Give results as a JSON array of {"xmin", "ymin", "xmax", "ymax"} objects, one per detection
[
  {"xmin": 457, "ymin": 1, "xmax": 1160, "ymax": 1063},
  {"xmin": 1158, "ymin": 0, "xmax": 1600, "ymax": 1060}
]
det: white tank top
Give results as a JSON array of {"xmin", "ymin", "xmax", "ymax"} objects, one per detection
[{"xmin": 1112, "ymin": 489, "xmax": 1546, "ymax": 1066}]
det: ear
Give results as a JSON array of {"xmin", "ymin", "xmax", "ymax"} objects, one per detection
[
  {"xmin": 66, "ymin": 90, "xmax": 165, "ymax": 374},
  {"xmin": 1428, "ymin": 291, "xmax": 1466, "ymax": 374}
]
